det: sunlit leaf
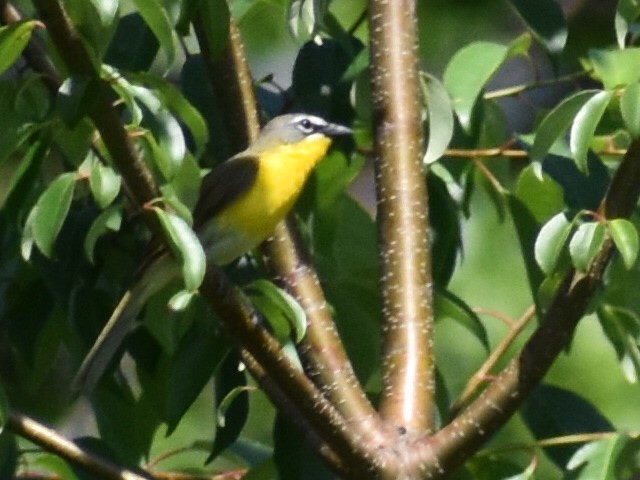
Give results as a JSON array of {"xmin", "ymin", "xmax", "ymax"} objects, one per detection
[
  {"xmin": 32, "ymin": 172, "xmax": 77, "ymax": 258},
  {"xmin": 569, "ymin": 221, "xmax": 606, "ymax": 272},
  {"xmin": 421, "ymin": 72, "xmax": 454, "ymax": 164},
  {"xmin": 589, "ymin": 48, "xmax": 640, "ymax": 90},
  {"xmin": 443, "ymin": 34, "xmax": 531, "ymax": 131},
  {"xmin": 531, "ymin": 90, "xmax": 598, "ymax": 162},
  {"xmin": 620, "ymin": 82, "xmax": 640, "ymax": 139},
  {"xmin": 609, "ymin": 218, "xmax": 639, "ymax": 269},
  {"xmin": 567, "ymin": 435, "xmax": 633, "ymax": 479},
  {"xmin": 569, "ymin": 90, "xmax": 614, "ymax": 171},
  {"xmin": 153, "ymin": 207, "xmax": 206, "ymax": 292},
  {"xmin": 89, "ymin": 161, "xmax": 121, "ymax": 209},
  {"xmin": 246, "ymin": 279, "xmax": 307, "ymax": 343},
  {"xmin": 88, "ymin": 0, "xmax": 119, "ymax": 28},
  {"xmin": 0, "ymin": 21, "xmax": 40, "ymax": 76},
  {"xmin": 534, "ymin": 212, "xmax": 572, "ymax": 274}
]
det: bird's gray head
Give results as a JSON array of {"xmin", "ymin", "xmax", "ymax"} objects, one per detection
[{"xmin": 251, "ymin": 114, "xmax": 352, "ymax": 151}]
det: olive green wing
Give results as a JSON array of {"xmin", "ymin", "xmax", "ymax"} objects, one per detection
[{"xmin": 193, "ymin": 154, "xmax": 259, "ymax": 229}]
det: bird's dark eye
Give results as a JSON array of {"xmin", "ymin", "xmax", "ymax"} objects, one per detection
[{"xmin": 298, "ymin": 118, "xmax": 314, "ymax": 133}]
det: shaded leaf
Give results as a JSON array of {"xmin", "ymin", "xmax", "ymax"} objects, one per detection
[
  {"xmin": 83, "ymin": 205, "xmax": 122, "ymax": 263},
  {"xmin": 597, "ymin": 305, "xmax": 640, "ymax": 383},
  {"xmin": 522, "ymin": 384, "xmax": 613, "ymax": 468},
  {"xmin": 152, "ymin": 207, "xmax": 205, "ymax": 292},
  {"xmin": 32, "ymin": 172, "xmax": 77, "ymax": 258},
  {"xmin": 569, "ymin": 90, "xmax": 614, "ymax": 172},
  {"xmin": 515, "ymin": 164, "xmax": 564, "ymax": 224},
  {"xmin": 508, "ymin": 0, "xmax": 567, "ymax": 53},
  {"xmin": 615, "ymin": 0, "xmax": 640, "ymax": 48},
  {"xmin": 56, "ymin": 76, "xmax": 101, "ymax": 127},
  {"xmin": 131, "ymin": 0, "xmax": 175, "ymax": 66},
  {"xmin": 435, "ymin": 288, "xmax": 489, "ymax": 350},
  {"xmin": 104, "ymin": 13, "xmax": 159, "ymax": 71},
  {"xmin": 609, "ymin": 218, "xmax": 639, "ymax": 269},
  {"xmin": 209, "ymin": 354, "xmax": 249, "ymax": 462}
]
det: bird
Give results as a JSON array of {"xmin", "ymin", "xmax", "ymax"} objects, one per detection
[{"xmin": 73, "ymin": 113, "xmax": 352, "ymax": 393}]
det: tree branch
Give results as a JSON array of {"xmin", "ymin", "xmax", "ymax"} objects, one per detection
[
  {"xmin": 369, "ymin": 0, "xmax": 435, "ymax": 433},
  {"xmin": 5, "ymin": 411, "xmax": 152, "ymax": 480},
  {"xmin": 417, "ymin": 138, "xmax": 640, "ymax": 475}
]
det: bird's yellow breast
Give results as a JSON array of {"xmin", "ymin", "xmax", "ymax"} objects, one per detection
[{"xmin": 206, "ymin": 135, "xmax": 332, "ymax": 263}]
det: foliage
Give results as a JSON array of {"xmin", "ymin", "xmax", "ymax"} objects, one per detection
[{"xmin": 0, "ymin": 0, "xmax": 639, "ymax": 479}]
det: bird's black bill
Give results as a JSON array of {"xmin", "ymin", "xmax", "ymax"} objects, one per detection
[{"xmin": 323, "ymin": 122, "xmax": 353, "ymax": 136}]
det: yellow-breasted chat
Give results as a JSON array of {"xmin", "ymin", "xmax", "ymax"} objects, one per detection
[{"xmin": 73, "ymin": 113, "xmax": 352, "ymax": 393}]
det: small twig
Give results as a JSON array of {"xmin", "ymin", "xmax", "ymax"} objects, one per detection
[
  {"xmin": 483, "ymin": 70, "xmax": 593, "ymax": 100},
  {"xmin": 5, "ymin": 411, "xmax": 152, "ymax": 480},
  {"xmin": 445, "ymin": 148, "xmax": 529, "ymax": 159},
  {"xmin": 478, "ymin": 430, "xmax": 640, "ymax": 457},
  {"xmin": 472, "ymin": 158, "xmax": 507, "ymax": 194},
  {"xmin": 473, "ymin": 307, "xmax": 518, "ymax": 328},
  {"xmin": 450, "ymin": 305, "xmax": 536, "ymax": 416}
]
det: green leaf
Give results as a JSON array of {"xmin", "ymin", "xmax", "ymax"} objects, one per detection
[
  {"xmin": 420, "ymin": 72, "xmax": 454, "ymax": 164},
  {"xmin": 32, "ymin": 172, "xmax": 77, "ymax": 258},
  {"xmin": 167, "ymin": 289, "xmax": 195, "ymax": 312},
  {"xmin": 508, "ymin": 0, "xmax": 567, "ymax": 53},
  {"xmin": 567, "ymin": 435, "xmax": 632, "ymax": 479},
  {"xmin": 194, "ymin": 0, "xmax": 231, "ymax": 59},
  {"xmin": 89, "ymin": 162, "xmax": 121, "ymax": 209},
  {"xmin": 569, "ymin": 221, "xmax": 606, "ymax": 272},
  {"xmin": 515, "ymin": 164, "xmax": 564, "ymax": 224},
  {"xmin": 434, "ymin": 288, "xmax": 488, "ymax": 350},
  {"xmin": 88, "ymin": 0, "xmax": 119, "ymax": 28},
  {"xmin": 0, "ymin": 21, "xmax": 40, "ymax": 76},
  {"xmin": 288, "ymin": 0, "xmax": 328, "ymax": 42},
  {"xmin": 56, "ymin": 76, "xmax": 100, "ymax": 127},
  {"xmin": 245, "ymin": 280, "xmax": 307, "ymax": 343},
  {"xmin": 83, "ymin": 205, "xmax": 122, "ymax": 263},
  {"xmin": 522, "ymin": 384, "xmax": 613, "ymax": 468},
  {"xmin": 130, "ymin": 72, "xmax": 209, "ymax": 157},
  {"xmin": 443, "ymin": 34, "xmax": 531, "ymax": 131},
  {"xmin": 130, "ymin": 85, "xmax": 186, "ymax": 178},
  {"xmin": 534, "ymin": 212, "xmax": 572, "ymax": 275},
  {"xmin": 531, "ymin": 90, "xmax": 599, "ymax": 162},
  {"xmin": 589, "ymin": 48, "xmax": 640, "ymax": 90},
  {"xmin": 153, "ymin": 207, "xmax": 206, "ymax": 292},
  {"xmin": 569, "ymin": 90, "xmax": 614, "ymax": 172},
  {"xmin": 620, "ymin": 83, "xmax": 640, "ymax": 139},
  {"xmin": 609, "ymin": 218, "xmax": 639, "ymax": 269},
  {"xmin": 209, "ymin": 354, "xmax": 249, "ymax": 462},
  {"xmin": 130, "ymin": 0, "xmax": 175, "ymax": 66},
  {"xmin": 161, "ymin": 315, "xmax": 230, "ymax": 434},
  {"xmin": 104, "ymin": 13, "xmax": 159, "ymax": 71},
  {"xmin": 597, "ymin": 305, "xmax": 640, "ymax": 383},
  {"xmin": 616, "ymin": 0, "xmax": 640, "ymax": 48}
]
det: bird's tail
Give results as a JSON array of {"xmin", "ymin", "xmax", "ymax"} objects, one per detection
[{"xmin": 73, "ymin": 255, "xmax": 179, "ymax": 394}]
